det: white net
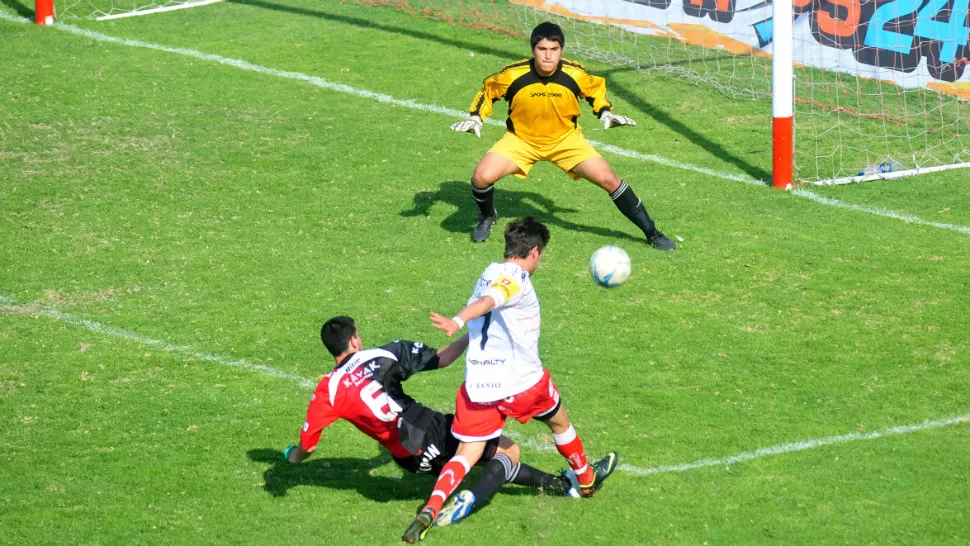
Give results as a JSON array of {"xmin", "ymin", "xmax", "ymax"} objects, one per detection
[
  {"xmin": 362, "ymin": 0, "xmax": 970, "ymax": 184},
  {"xmin": 55, "ymin": 0, "xmax": 218, "ymax": 21}
]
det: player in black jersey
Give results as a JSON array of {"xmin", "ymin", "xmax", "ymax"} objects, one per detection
[{"xmin": 284, "ymin": 316, "xmax": 576, "ymax": 533}]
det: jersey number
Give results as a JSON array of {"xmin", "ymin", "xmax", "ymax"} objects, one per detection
[
  {"xmin": 360, "ymin": 380, "xmax": 395, "ymax": 422},
  {"xmin": 479, "ymin": 311, "xmax": 492, "ymax": 350}
]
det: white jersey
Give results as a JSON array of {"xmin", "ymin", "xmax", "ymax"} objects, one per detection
[{"xmin": 464, "ymin": 261, "xmax": 543, "ymax": 403}]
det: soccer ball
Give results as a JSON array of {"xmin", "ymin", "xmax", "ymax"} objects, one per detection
[{"xmin": 589, "ymin": 245, "xmax": 631, "ymax": 287}]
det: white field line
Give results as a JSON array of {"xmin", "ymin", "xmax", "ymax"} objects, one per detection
[
  {"xmin": 3, "ymin": 293, "xmax": 968, "ymax": 477},
  {"xmin": 1, "ymin": 9, "xmax": 967, "ymax": 236},
  {"xmin": 508, "ymin": 413, "xmax": 970, "ymax": 476},
  {"xmin": 0, "ymin": 294, "xmax": 317, "ymax": 389},
  {"xmin": 792, "ymin": 188, "xmax": 970, "ymax": 235}
]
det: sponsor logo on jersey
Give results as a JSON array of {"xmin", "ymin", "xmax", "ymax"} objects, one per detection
[
  {"xmin": 491, "ymin": 276, "xmax": 520, "ymax": 300},
  {"xmin": 469, "ymin": 358, "xmax": 506, "ymax": 367},
  {"xmin": 418, "ymin": 443, "xmax": 441, "ymax": 473},
  {"xmin": 530, "ymin": 91, "xmax": 563, "ymax": 98},
  {"xmin": 474, "ymin": 382, "xmax": 503, "ymax": 390}
]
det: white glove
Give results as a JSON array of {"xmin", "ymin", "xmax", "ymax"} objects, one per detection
[
  {"xmin": 450, "ymin": 115, "xmax": 483, "ymax": 138},
  {"xmin": 600, "ymin": 110, "xmax": 636, "ymax": 130}
]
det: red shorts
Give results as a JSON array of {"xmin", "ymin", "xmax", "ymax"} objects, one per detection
[{"xmin": 451, "ymin": 369, "xmax": 561, "ymax": 442}]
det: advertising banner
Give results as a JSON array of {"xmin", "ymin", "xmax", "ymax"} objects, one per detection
[{"xmin": 514, "ymin": 0, "xmax": 970, "ymax": 99}]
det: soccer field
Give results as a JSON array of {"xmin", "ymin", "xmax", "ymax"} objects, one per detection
[{"xmin": 1, "ymin": 1, "xmax": 969, "ymax": 544}]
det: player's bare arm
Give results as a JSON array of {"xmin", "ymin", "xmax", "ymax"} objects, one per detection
[
  {"xmin": 435, "ymin": 332, "xmax": 470, "ymax": 368},
  {"xmin": 284, "ymin": 444, "xmax": 314, "ymax": 464},
  {"xmin": 429, "ymin": 295, "xmax": 497, "ymax": 337}
]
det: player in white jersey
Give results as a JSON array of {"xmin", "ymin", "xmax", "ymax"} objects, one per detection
[
  {"xmin": 403, "ymin": 217, "xmax": 619, "ymax": 543},
  {"xmin": 461, "ymin": 259, "xmax": 543, "ymax": 403}
]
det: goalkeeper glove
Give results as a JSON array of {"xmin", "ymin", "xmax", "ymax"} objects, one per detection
[
  {"xmin": 283, "ymin": 445, "xmax": 296, "ymax": 463},
  {"xmin": 450, "ymin": 115, "xmax": 483, "ymax": 138},
  {"xmin": 600, "ymin": 110, "xmax": 637, "ymax": 130}
]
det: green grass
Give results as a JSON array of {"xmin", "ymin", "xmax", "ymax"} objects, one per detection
[{"xmin": 2, "ymin": 1, "xmax": 969, "ymax": 544}]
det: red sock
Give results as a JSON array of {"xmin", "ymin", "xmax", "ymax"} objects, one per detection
[
  {"xmin": 422, "ymin": 455, "xmax": 470, "ymax": 517},
  {"xmin": 553, "ymin": 425, "xmax": 594, "ymax": 486}
]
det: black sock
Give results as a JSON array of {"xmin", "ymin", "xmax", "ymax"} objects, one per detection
[
  {"xmin": 472, "ymin": 184, "xmax": 495, "ymax": 217},
  {"xmin": 610, "ymin": 181, "xmax": 657, "ymax": 236},
  {"xmin": 509, "ymin": 463, "xmax": 571, "ymax": 496},
  {"xmin": 470, "ymin": 453, "xmax": 513, "ymax": 506}
]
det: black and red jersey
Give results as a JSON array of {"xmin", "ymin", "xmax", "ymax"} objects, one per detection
[{"xmin": 300, "ymin": 340, "xmax": 441, "ymax": 458}]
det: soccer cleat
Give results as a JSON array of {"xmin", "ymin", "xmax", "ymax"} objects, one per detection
[
  {"xmin": 647, "ymin": 230, "xmax": 676, "ymax": 251},
  {"xmin": 436, "ymin": 490, "xmax": 476, "ymax": 526},
  {"xmin": 576, "ymin": 451, "xmax": 619, "ymax": 498},
  {"xmin": 402, "ymin": 508, "xmax": 435, "ymax": 543},
  {"xmin": 471, "ymin": 212, "xmax": 498, "ymax": 243},
  {"xmin": 557, "ymin": 469, "xmax": 583, "ymax": 498}
]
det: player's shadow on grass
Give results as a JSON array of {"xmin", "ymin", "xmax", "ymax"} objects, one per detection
[
  {"xmin": 247, "ymin": 448, "xmax": 429, "ymax": 501},
  {"xmin": 226, "ymin": 0, "xmax": 520, "ymax": 62},
  {"xmin": 247, "ymin": 448, "xmax": 540, "ymax": 503},
  {"xmin": 599, "ymin": 66, "xmax": 771, "ymax": 183},
  {"xmin": 0, "ymin": 0, "xmax": 33, "ymax": 18},
  {"xmin": 401, "ymin": 180, "xmax": 643, "ymax": 243}
]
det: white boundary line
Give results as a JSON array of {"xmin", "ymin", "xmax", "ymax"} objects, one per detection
[
  {"xmin": 792, "ymin": 188, "xmax": 970, "ymax": 235},
  {"xmin": 1, "ymin": 9, "xmax": 967, "ymax": 236},
  {"xmin": 0, "ymin": 295, "xmax": 317, "ymax": 390},
  {"xmin": 2, "ymin": 293, "xmax": 968, "ymax": 477}
]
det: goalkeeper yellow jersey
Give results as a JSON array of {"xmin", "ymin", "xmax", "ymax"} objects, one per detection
[{"xmin": 467, "ymin": 58, "xmax": 613, "ymax": 147}]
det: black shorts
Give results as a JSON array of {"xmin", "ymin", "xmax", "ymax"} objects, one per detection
[{"xmin": 393, "ymin": 413, "xmax": 500, "ymax": 475}]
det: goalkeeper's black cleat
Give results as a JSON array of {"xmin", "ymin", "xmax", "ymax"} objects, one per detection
[
  {"xmin": 647, "ymin": 230, "xmax": 676, "ymax": 251},
  {"xmin": 402, "ymin": 508, "xmax": 435, "ymax": 543},
  {"xmin": 577, "ymin": 451, "xmax": 619, "ymax": 498},
  {"xmin": 471, "ymin": 211, "xmax": 497, "ymax": 243}
]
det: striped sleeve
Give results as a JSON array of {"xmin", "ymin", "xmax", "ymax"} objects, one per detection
[
  {"xmin": 564, "ymin": 59, "xmax": 613, "ymax": 116},
  {"xmin": 468, "ymin": 60, "xmax": 529, "ymax": 120}
]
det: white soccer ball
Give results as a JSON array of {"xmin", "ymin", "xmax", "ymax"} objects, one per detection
[{"xmin": 589, "ymin": 245, "xmax": 631, "ymax": 287}]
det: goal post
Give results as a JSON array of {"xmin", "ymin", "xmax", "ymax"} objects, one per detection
[
  {"xmin": 773, "ymin": 0, "xmax": 794, "ymax": 190},
  {"xmin": 35, "ymin": 0, "xmax": 54, "ymax": 24}
]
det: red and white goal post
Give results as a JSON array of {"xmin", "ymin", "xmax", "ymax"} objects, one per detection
[{"xmin": 35, "ymin": 0, "xmax": 53, "ymax": 24}]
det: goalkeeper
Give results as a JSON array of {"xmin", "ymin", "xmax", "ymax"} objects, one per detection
[{"xmin": 451, "ymin": 21, "xmax": 675, "ymax": 250}]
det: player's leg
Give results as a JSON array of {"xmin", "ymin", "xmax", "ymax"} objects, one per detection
[
  {"xmin": 404, "ymin": 440, "xmax": 487, "ymax": 543},
  {"xmin": 469, "ymin": 133, "xmax": 539, "ymax": 242},
  {"xmin": 439, "ymin": 432, "xmax": 579, "ymax": 526},
  {"xmin": 470, "ymin": 152, "xmax": 517, "ymax": 241},
  {"xmin": 404, "ymin": 385, "xmax": 502, "ymax": 542},
  {"xmin": 492, "ymin": 435, "xmax": 576, "ymax": 496},
  {"xmin": 539, "ymin": 403, "xmax": 618, "ymax": 497},
  {"xmin": 436, "ymin": 436, "xmax": 510, "ymax": 527},
  {"xmin": 561, "ymin": 138, "xmax": 675, "ymax": 250}
]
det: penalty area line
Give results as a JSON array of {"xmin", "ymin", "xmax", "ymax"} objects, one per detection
[
  {"xmin": 3, "ymin": 293, "xmax": 968, "ymax": 478},
  {"xmin": 1, "ymin": 8, "xmax": 966, "ymax": 236}
]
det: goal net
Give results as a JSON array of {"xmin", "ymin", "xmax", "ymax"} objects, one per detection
[
  {"xmin": 362, "ymin": 0, "xmax": 970, "ymax": 186},
  {"xmin": 36, "ymin": 0, "xmax": 219, "ymax": 22}
]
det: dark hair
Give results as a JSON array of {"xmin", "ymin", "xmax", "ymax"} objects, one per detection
[
  {"xmin": 530, "ymin": 22, "xmax": 564, "ymax": 49},
  {"xmin": 504, "ymin": 217, "xmax": 550, "ymax": 260},
  {"xmin": 320, "ymin": 316, "xmax": 357, "ymax": 356}
]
